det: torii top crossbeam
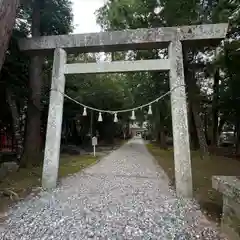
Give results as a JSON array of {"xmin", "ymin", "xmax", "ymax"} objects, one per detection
[{"xmin": 19, "ymin": 24, "xmax": 228, "ymax": 54}]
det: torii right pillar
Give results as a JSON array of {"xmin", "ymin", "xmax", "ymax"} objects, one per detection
[
  {"xmin": 169, "ymin": 28, "xmax": 192, "ymax": 198},
  {"xmin": 168, "ymin": 25, "xmax": 228, "ymax": 198}
]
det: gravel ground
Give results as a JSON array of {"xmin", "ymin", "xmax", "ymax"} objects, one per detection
[{"xmin": 0, "ymin": 138, "xmax": 227, "ymax": 240}]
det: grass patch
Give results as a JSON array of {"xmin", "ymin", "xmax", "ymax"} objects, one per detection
[
  {"xmin": 147, "ymin": 143, "xmax": 240, "ymax": 223},
  {"xmin": 58, "ymin": 155, "xmax": 97, "ymax": 178},
  {"xmin": 0, "ymin": 154, "xmax": 97, "ymax": 213}
]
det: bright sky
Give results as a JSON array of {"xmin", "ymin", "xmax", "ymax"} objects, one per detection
[{"xmin": 72, "ymin": 0, "xmax": 106, "ymax": 34}]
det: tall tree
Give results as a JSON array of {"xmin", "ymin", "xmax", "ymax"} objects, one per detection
[
  {"xmin": 0, "ymin": 9, "xmax": 30, "ymax": 163},
  {"xmin": 22, "ymin": 0, "xmax": 73, "ymax": 167},
  {"xmin": 22, "ymin": 0, "xmax": 44, "ymax": 167},
  {"xmin": 0, "ymin": 0, "xmax": 20, "ymax": 72}
]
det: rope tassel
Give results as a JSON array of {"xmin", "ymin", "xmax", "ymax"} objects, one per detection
[
  {"xmin": 148, "ymin": 105, "xmax": 152, "ymax": 115},
  {"xmin": 130, "ymin": 110, "xmax": 136, "ymax": 120},
  {"xmin": 61, "ymin": 85, "xmax": 184, "ymax": 116},
  {"xmin": 98, "ymin": 112, "xmax": 103, "ymax": 122},
  {"xmin": 114, "ymin": 113, "xmax": 118, "ymax": 123},
  {"xmin": 83, "ymin": 107, "xmax": 87, "ymax": 116}
]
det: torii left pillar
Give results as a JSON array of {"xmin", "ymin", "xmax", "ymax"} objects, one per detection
[{"xmin": 42, "ymin": 48, "xmax": 66, "ymax": 189}]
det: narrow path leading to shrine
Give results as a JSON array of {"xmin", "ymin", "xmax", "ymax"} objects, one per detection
[{"xmin": 1, "ymin": 138, "xmax": 226, "ymax": 239}]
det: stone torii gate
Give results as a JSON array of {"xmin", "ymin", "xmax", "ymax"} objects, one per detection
[{"xmin": 19, "ymin": 23, "xmax": 228, "ymax": 198}]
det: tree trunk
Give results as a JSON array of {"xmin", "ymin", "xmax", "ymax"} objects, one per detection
[
  {"xmin": 189, "ymin": 103, "xmax": 198, "ymax": 150},
  {"xmin": 183, "ymin": 48, "xmax": 209, "ymax": 158},
  {"xmin": 6, "ymin": 88, "xmax": 23, "ymax": 163},
  {"xmin": 0, "ymin": 0, "xmax": 20, "ymax": 72},
  {"xmin": 159, "ymin": 128, "xmax": 167, "ymax": 149},
  {"xmin": 21, "ymin": 0, "xmax": 44, "ymax": 167},
  {"xmin": 186, "ymin": 69, "xmax": 209, "ymax": 159},
  {"xmin": 235, "ymin": 120, "xmax": 240, "ymax": 155},
  {"xmin": 204, "ymin": 111, "xmax": 209, "ymax": 145},
  {"xmin": 156, "ymin": 112, "xmax": 167, "ymax": 148},
  {"xmin": 211, "ymin": 69, "xmax": 220, "ymax": 146},
  {"xmin": 191, "ymin": 100, "xmax": 209, "ymax": 159},
  {"xmin": 122, "ymin": 123, "xmax": 128, "ymax": 140},
  {"xmin": 218, "ymin": 117, "xmax": 226, "ymax": 138}
]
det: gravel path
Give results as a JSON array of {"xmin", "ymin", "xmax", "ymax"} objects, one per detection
[{"xmin": 0, "ymin": 138, "xmax": 227, "ymax": 240}]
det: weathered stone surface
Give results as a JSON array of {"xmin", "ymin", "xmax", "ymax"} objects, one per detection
[
  {"xmin": 42, "ymin": 48, "xmax": 67, "ymax": 189},
  {"xmin": 212, "ymin": 176, "xmax": 240, "ymax": 240},
  {"xmin": 18, "ymin": 24, "xmax": 228, "ymax": 54},
  {"xmin": 212, "ymin": 176, "xmax": 240, "ymax": 203},
  {"xmin": 64, "ymin": 59, "xmax": 170, "ymax": 74},
  {"xmin": 169, "ymin": 31, "xmax": 192, "ymax": 198},
  {"xmin": 221, "ymin": 196, "xmax": 240, "ymax": 240}
]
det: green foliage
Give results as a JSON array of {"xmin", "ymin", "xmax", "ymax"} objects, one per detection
[
  {"xmin": 1, "ymin": 17, "xmax": 30, "ymax": 101},
  {"xmin": 216, "ymin": 40, "xmax": 240, "ymax": 121},
  {"xmin": 23, "ymin": 0, "xmax": 73, "ymax": 35},
  {"xmin": 1, "ymin": 0, "xmax": 240, "ymax": 149},
  {"xmin": 96, "ymin": 0, "xmax": 182, "ymax": 137},
  {"xmin": 63, "ymin": 54, "xmax": 136, "ymax": 142},
  {"xmin": 95, "ymin": 0, "xmax": 240, "ymax": 145},
  {"xmin": 0, "ymin": 0, "xmax": 74, "ymax": 144}
]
